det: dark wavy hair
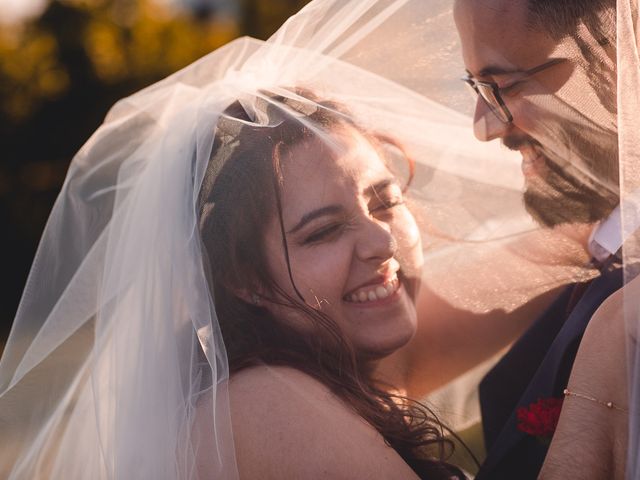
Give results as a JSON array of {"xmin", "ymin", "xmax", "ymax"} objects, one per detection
[
  {"xmin": 526, "ymin": 0, "xmax": 618, "ymax": 122},
  {"xmin": 198, "ymin": 89, "xmax": 465, "ymax": 479}
]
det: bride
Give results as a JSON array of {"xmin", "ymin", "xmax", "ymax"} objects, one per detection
[
  {"xmin": 0, "ymin": 0, "xmax": 599, "ymax": 478},
  {"xmin": 193, "ymin": 90, "xmax": 463, "ymax": 479}
]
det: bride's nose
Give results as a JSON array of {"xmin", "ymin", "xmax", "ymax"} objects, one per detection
[{"xmin": 355, "ymin": 217, "xmax": 397, "ymax": 263}]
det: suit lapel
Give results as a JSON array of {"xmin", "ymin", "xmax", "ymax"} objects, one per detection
[{"xmin": 478, "ymin": 286, "xmax": 574, "ymax": 450}]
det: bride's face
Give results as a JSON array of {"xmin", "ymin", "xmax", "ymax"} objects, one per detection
[{"xmin": 262, "ymin": 127, "xmax": 423, "ymax": 358}]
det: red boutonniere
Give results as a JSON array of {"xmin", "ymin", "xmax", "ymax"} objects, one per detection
[{"xmin": 516, "ymin": 397, "xmax": 564, "ymax": 445}]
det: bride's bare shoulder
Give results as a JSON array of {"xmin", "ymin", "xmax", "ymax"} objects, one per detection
[
  {"xmin": 227, "ymin": 365, "xmax": 419, "ymax": 480},
  {"xmin": 228, "ymin": 364, "xmax": 361, "ymax": 448},
  {"xmin": 229, "ymin": 364, "xmax": 334, "ymax": 405}
]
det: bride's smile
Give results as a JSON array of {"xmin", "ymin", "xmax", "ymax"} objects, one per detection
[{"xmin": 343, "ymin": 267, "xmax": 400, "ymax": 304}]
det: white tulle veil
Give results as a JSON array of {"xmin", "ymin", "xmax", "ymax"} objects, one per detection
[
  {"xmin": 619, "ymin": 0, "xmax": 640, "ymax": 477},
  {"xmin": 0, "ymin": 0, "xmax": 630, "ymax": 478}
]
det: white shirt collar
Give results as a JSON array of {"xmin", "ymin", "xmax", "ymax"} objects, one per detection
[
  {"xmin": 589, "ymin": 206, "xmax": 622, "ymax": 262},
  {"xmin": 588, "ymin": 193, "xmax": 640, "ymax": 262}
]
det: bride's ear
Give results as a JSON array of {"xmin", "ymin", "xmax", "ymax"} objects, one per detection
[{"xmin": 233, "ymin": 284, "xmax": 267, "ymax": 307}]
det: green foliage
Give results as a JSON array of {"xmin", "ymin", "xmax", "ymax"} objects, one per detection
[
  {"xmin": 0, "ymin": 0, "xmax": 239, "ymax": 122},
  {"xmin": 240, "ymin": 0, "xmax": 312, "ymax": 39}
]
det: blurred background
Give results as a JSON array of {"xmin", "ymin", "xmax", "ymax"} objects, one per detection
[{"xmin": 0, "ymin": 0, "xmax": 311, "ymax": 351}]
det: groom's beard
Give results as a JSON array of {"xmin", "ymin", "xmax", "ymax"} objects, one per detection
[
  {"xmin": 505, "ymin": 132, "xmax": 619, "ymax": 228},
  {"xmin": 523, "ymin": 157, "xmax": 618, "ymax": 227}
]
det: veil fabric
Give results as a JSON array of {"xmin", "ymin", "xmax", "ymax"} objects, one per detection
[
  {"xmin": 618, "ymin": 0, "xmax": 640, "ymax": 477},
  {"xmin": 0, "ymin": 0, "xmax": 617, "ymax": 478}
]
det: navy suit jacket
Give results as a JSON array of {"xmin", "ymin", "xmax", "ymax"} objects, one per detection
[{"xmin": 475, "ymin": 265, "xmax": 623, "ymax": 480}]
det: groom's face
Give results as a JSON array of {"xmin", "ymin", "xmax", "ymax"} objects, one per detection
[{"xmin": 454, "ymin": 0, "xmax": 619, "ymax": 227}]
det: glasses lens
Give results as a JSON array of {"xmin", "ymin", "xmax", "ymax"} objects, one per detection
[
  {"xmin": 463, "ymin": 79, "xmax": 478, "ymax": 99},
  {"xmin": 477, "ymin": 83, "xmax": 511, "ymax": 123}
]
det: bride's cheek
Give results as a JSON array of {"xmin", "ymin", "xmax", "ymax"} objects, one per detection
[
  {"xmin": 292, "ymin": 247, "xmax": 347, "ymax": 291},
  {"xmin": 392, "ymin": 212, "xmax": 423, "ymax": 275}
]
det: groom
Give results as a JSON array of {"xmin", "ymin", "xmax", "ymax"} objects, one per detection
[{"xmin": 453, "ymin": 0, "xmax": 621, "ymax": 478}]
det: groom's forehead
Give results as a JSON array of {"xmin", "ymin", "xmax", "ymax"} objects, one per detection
[
  {"xmin": 454, "ymin": 0, "xmax": 556, "ymax": 72},
  {"xmin": 454, "ymin": 0, "xmax": 528, "ymax": 24},
  {"xmin": 453, "ymin": 0, "xmax": 542, "ymax": 57}
]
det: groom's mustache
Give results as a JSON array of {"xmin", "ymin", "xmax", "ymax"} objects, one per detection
[{"xmin": 502, "ymin": 135, "xmax": 542, "ymax": 152}]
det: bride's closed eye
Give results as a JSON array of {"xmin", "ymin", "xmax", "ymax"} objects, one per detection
[
  {"xmin": 370, "ymin": 196, "xmax": 404, "ymax": 213},
  {"xmin": 303, "ymin": 222, "xmax": 348, "ymax": 244},
  {"xmin": 369, "ymin": 184, "xmax": 405, "ymax": 215}
]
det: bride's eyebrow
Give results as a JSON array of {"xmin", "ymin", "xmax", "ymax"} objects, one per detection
[
  {"xmin": 287, "ymin": 205, "xmax": 344, "ymax": 234},
  {"xmin": 365, "ymin": 178, "xmax": 397, "ymax": 198}
]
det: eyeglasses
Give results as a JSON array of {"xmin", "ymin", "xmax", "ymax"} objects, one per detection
[{"xmin": 462, "ymin": 58, "xmax": 566, "ymax": 124}]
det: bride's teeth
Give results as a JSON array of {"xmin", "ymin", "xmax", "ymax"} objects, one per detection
[
  {"xmin": 376, "ymin": 286, "xmax": 389, "ymax": 298},
  {"xmin": 345, "ymin": 275, "xmax": 401, "ymax": 303}
]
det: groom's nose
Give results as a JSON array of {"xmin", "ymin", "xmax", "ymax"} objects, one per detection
[{"xmin": 473, "ymin": 98, "xmax": 509, "ymax": 142}]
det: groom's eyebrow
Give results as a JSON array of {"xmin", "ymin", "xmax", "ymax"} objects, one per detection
[{"xmin": 469, "ymin": 65, "xmax": 521, "ymax": 78}]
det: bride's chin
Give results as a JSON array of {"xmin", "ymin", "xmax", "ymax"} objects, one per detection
[
  {"xmin": 360, "ymin": 315, "xmax": 417, "ymax": 361},
  {"xmin": 358, "ymin": 335, "xmax": 414, "ymax": 363}
]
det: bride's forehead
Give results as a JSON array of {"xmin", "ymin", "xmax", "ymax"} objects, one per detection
[{"xmin": 287, "ymin": 128, "xmax": 388, "ymax": 175}]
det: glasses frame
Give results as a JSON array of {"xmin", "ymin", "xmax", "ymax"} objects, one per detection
[{"xmin": 462, "ymin": 58, "xmax": 567, "ymax": 124}]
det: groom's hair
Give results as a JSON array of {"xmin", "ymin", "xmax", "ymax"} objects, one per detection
[{"xmin": 526, "ymin": 0, "xmax": 616, "ymax": 42}]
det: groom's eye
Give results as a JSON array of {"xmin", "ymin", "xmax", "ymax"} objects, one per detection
[{"xmin": 500, "ymin": 80, "xmax": 525, "ymax": 97}]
